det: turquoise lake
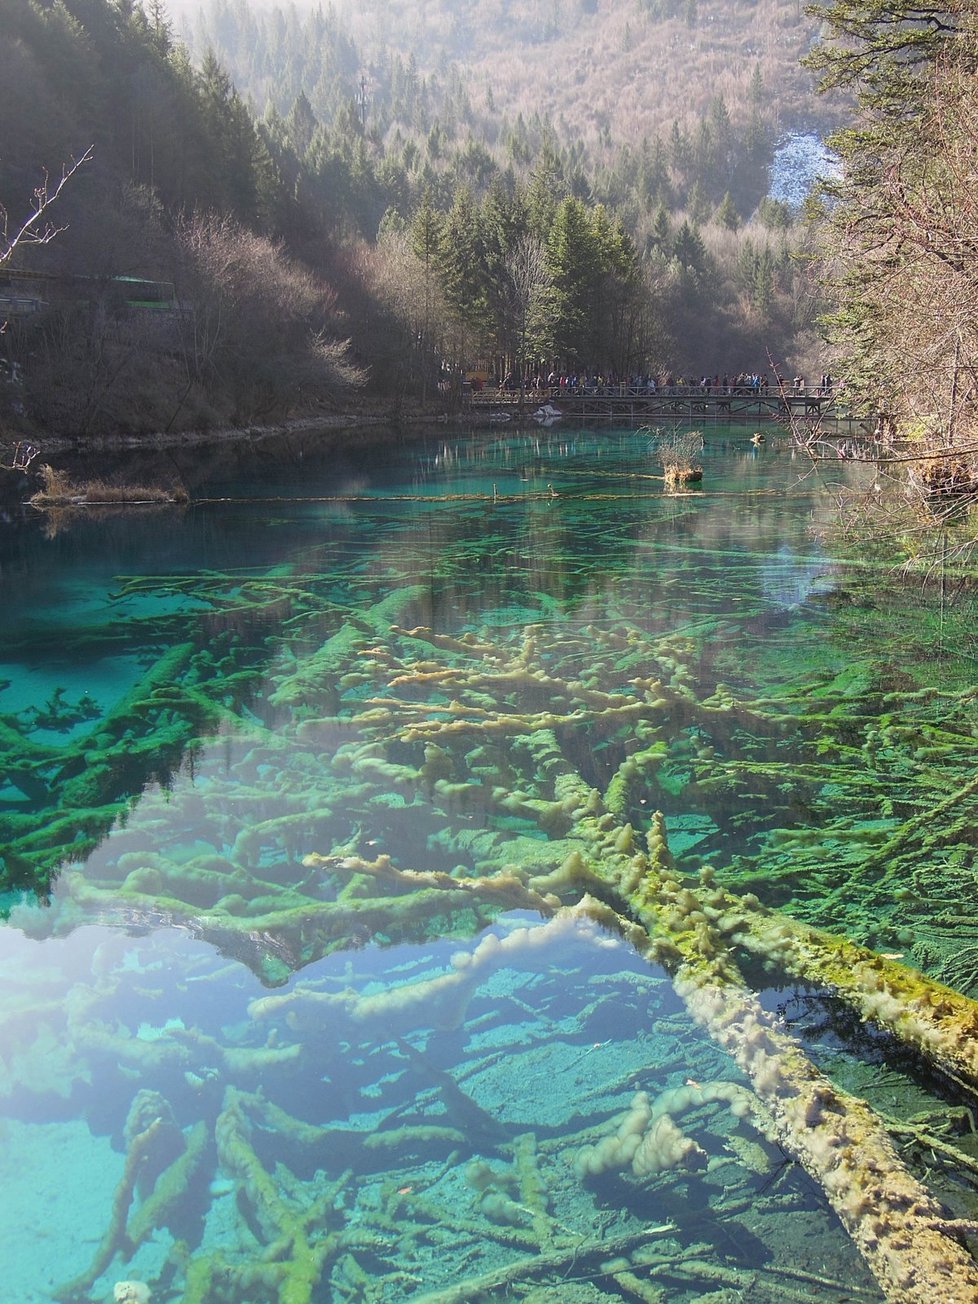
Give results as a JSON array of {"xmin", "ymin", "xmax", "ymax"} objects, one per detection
[{"xmin": 1, "ymin": 424, "xmax": 977, "ymax": 1303}]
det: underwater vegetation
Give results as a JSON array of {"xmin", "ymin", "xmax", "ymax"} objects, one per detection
[
  {"xmin": 2, "ymin": 429, "xmax": 978, "ymax": 1302},
  {"xmin": 1, "ymin": 909, "xmax": 895, "ymax": 1304}
]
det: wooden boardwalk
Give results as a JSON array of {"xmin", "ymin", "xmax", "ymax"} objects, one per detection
[{"xmin": 468, "ymin": 385, "xmax": 863, "ymax": 427}]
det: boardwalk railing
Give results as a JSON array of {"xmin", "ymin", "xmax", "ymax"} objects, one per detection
[{"xmin": 467, "ymin": 383, "xmax": 861, "ymax": 425}]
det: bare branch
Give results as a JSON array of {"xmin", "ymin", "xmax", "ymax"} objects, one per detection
[
  {"xmin": 0, "ymin": 441, "xmax": 40, "ymax": 471},
  {"xmin": 0, "ymin": 146, "xmax": 94, "ymax": 266}
]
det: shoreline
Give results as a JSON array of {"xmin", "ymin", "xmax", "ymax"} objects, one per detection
[
  {"xmin": 1, "ymin": 379, "xmax": 521, "ymax": 457},
  {"xmin": 9, "ymin": 404, "xmax": 433, "ymax": 456},
  {"xmin": 0, "ymin": 404, "xmax": 452, "ymax": 513}
]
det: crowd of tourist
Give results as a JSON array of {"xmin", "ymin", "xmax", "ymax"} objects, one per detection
[{"xmin": 488, "ymin": 369, "xmax": 837, "ymax": 396}]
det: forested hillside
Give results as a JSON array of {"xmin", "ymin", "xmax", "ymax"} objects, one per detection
[
  {"xmin": 184, "ymin": 0, "xmax": 836, "ymax": 240},
  {"xmin": 0, "ymin": 0, "xmax": 364, "ymax": 438},
  {"xmin": 184, "ymin": 0, "xmax": 832, "ymax": 150},
  {"xmin": 179, "ymin": 0, "xmax": 840, "ymax": 390},
  {"xmin": 0, "ymin": 0, "xmax": 837, "ymax": 442}
]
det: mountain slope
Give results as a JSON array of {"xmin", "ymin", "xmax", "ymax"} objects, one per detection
[{"xmin": 179, "ymin": 0, "xmax": 838, "ymax": 163}]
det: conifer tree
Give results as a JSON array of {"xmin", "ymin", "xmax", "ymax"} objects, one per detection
[
  {"xmin": 543, "ymin": 195, "xmax": 599, "ymax": 362},
  {"xmin": 197, "ymin": 50, "xmax": 262, "ymax": 218},
  {"xmin": 410, "ymin": 192, "xmax": 444, "ymax": 402},
  {"xmin": 649, "ymin": 203, "xmax": 671, "ymax": 252},
  {"xmin": 525, "ymin": 148, "xmax": 566, "ymax": 240},
  {"xmin": 672, "ymin": 219, "xmax": 705, "ymax": 273},
  {"xmin": 437, "ymin": 185, "xmax": 488, "ymax": 340},
  {"xmin": 714, "ymin": 191, "xmax": 740, "ymax": 231},
  {"xmin": 285, "ymin": 91, "xmax": 318, "ymax": 156},
  {"xmin": 803, "ymin": 0, "xmax": 963, "ymax": 118}
]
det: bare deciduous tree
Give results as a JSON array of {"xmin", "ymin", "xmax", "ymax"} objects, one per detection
[
  {"xmin": 358, "ymin": 227, "xmax": 450, "ymax": 399},
  {"xmin": 797, "ymin": 38, "xmax": 978, "ymax": 565},
  {"xmin": 502, "ymin": 234, "xmax": 551, "ymax": 399},
  {"xmin": 171, "ymin": 212, "xmax": 363, "ymax": 423},
  {"xmin": 1, "ymin": 147, "xmax": 92, "ymax": 462}
]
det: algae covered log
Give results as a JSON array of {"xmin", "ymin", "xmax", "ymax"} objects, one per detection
[{"xmin": 601, "ymin": 882, "xmax": 978, "ymax": 1304}]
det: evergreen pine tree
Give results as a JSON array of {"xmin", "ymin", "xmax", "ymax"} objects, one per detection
[
  {"xmin": 673, "ymin": 220, "xmax": 705, "ymax": 272},
  {"xmin": 714, "ymin": 191, "xmax": 740, "ymax": 231}
]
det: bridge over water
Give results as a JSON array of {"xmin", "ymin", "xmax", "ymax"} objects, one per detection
[{"xmin": 468, "ymin": 384, "xmax": 867, "ymax": 429}]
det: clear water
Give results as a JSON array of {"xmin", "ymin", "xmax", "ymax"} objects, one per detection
[{"xmin": 1, "ymin": 425, "xmax": 976, "ymax": 1302}]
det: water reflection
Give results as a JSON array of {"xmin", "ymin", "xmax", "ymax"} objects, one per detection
[{"xmin": 0, "ymin": 427, "xmax": 835, "ymax": 909}]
